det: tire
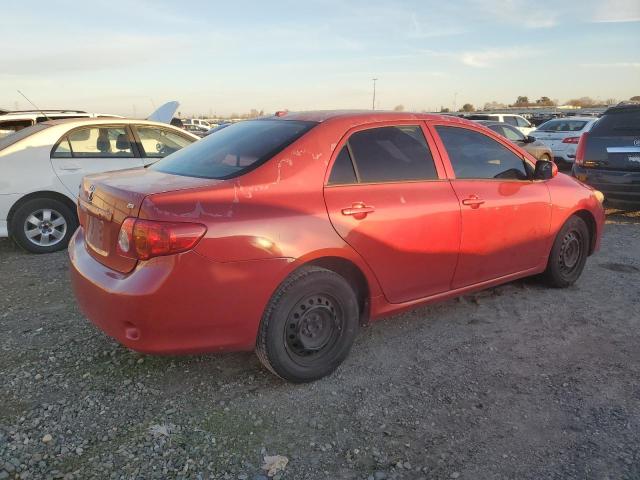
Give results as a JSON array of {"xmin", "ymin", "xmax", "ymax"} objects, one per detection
[
  {"xmin": 11, "ymin": 197, "xmax": 78, "ymax": 254},
  {"xmin": 543, "ymin": 215, "xmax": 589, "ymax": 288},
  {"xmin": 256, "ymin": 266, "xmax": 359, "ymax": 383}
]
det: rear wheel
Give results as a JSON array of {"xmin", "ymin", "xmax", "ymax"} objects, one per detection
[
  {"xmin": 256, "ymin": 266, "xmax": 359, "ymax": 383},
  {"xmin": 543, "ymin": 215, "xmax": 589, "ymax": 288},
  {"xmin": 11, "ymin": 198, "xmax": 78, "ymax": 253}
]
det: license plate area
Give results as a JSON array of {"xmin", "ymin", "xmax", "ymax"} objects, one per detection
[{"xmin": 86, "ymin": 216, "xmax": 108, "ymax": 256}]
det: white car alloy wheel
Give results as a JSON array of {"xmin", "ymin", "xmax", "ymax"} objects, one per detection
[{"xmin": 23, "ymin": 208, "xmax": 68, "ymax": 247}]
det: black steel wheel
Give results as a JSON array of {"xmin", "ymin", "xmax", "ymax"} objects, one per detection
[
  {"xmin": 256, "ymin": 266, "xmax": 359, "ymax": 383},
  {"xmin": 543, "ymin": 215, "xmax": 590, "ymax": 288}
]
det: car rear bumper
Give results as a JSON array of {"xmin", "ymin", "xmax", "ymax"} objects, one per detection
[
  {"xmin": 572, "ymin": 165, "xmax": 640, "ymax": 206},
  {"xmin": 69, "ymin": 227, "xmax": 292, "ymax": 354}
]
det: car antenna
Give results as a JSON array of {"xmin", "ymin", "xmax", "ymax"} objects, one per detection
[{"xmin": 16, "ymin": 90, "xmax": 51, "ymax": 121}]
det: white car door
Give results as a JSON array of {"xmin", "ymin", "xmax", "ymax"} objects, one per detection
[{"xmin": 50, "ymin": 125, "xmax": 143, "ymax": 197}]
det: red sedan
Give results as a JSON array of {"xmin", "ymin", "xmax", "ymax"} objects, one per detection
[{"xmin": 69, "ymin": 111, "xmax": 605, "ymax": 383}]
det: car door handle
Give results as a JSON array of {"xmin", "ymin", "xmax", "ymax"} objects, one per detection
[
  {"xmin": 462, "ymin": 195, "xmax": 485, "ymax": 208},
  {"xmin": 341, "ymin": 203, "xmax": 375, "ymax": 217}
]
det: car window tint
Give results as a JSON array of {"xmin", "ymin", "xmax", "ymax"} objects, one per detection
[
  {"xmin": 347, "ymin": 126, "xmax": 437, "ymax": 183},
  {"xmin": 502, "ymin": 125, "xmax": 524, "ymax": 141},
  {"xmin": 67, "ymin": 127, "xmax": 134, "ymax": 158},
  {"xmin": 52, "ymin": 138, "xmax": 72, "ymax": 158},
  {"xmin": 516, "ymin": 117, "xmax": 530, "ymax": 127},
  {"xmin": 135, "ymin": 126, "xmax": 194, "ymax": 158},
  {"xmin": 537, "ymin": 120, "xmax": 588, "ymax": 132},
  {"xmin": 328, "ymin": 146, "xmax": 357, "ymax": 185},
  {"xmin": 503, "ymin": 116, "xmax": 518, "ymax": 126},
  {"xmin": 152, "ymin": 119, "xmax": 317, "ymax": 179},
  {"xmin": 0, "ymin": 119, "xmax": 33, "ymax": 139},
  {"xmin": 435, "ymin": 126, "xmax": 528, "ymax": 180},
  {"xmin": 589, "ymin": 110, "xmax": 640, "ymax": 136}
]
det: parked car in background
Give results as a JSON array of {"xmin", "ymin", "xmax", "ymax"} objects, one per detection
[
  {"xmin": 205, "ymin": 122, "xmax": 232, "ymax": 135},
  {"xmin": 572, "ymin": 103, "xmax": 640, "ymax": 208},
  {"xmin": 475, "ymin": 120, "xmax": 553, "ymax": 162},
  {"xmin": 0, "ymin": 110, "xmax": 123, "ymax": 139},
  {"xmin": 183, "ymin": 118, "xmax": 212, "ymax": 129},
  {"xmin": 532, "ymin": 117, "xmax": 598, "ymax": 167},
  {"xmin": 69, "ymin": 111, "xmax": 604, "ymax": 383},
  {"xmin": 0, "ymin": 118, "xmax": 198, "ymax": 253},
  {"xmin": 183, "ymin": 124, "xmax": 209, "ymax": 137},
  {"xmin": 466, "ymin": 113, "xmax": 535, "ymax": 135}
]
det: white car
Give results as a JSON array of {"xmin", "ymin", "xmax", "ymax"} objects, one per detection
[
  {"xmin": 0, "ymin": 118, "xmax": 198, "ymax": 253},
  {"xmin": 467, "ymin": 113, "xmax": 535, "ymax": 135},
  {"xmin": 531, "ymin": 117, "xmax": 598, "ymax": 165},
  {"xmin": 0, "ymin": 110, "xmax": 123, "ymax": 139},
  {"xmin": 183, "ymin": 118, "xmax": 212, "ymax": 129}
]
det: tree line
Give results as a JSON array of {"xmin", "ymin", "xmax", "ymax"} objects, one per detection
[{"xmin": 441, "ymin": 95, "xmax": 640, "ymax": 113}]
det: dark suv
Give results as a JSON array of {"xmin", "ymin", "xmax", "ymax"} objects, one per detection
[{"xmin": 572, "ymin": 104, "xmax": 640, "ymax": 208}]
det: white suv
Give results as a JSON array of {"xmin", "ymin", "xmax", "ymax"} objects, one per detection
[
  {"xmin": 467, "ymin": 113, "xmax": 535, "ymax": 135},
  {"xmin": 0, "ymin": 110, "xmax": 123, "ymax": 139}
]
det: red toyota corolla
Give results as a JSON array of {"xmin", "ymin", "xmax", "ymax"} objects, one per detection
[{"xmin": 69, "ymin": 111, "xmax": 605, "ymax": 382}]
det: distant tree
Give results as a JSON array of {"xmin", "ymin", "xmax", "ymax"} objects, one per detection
[
  {"xmin": 566, "ymin": 97, "xmax": 596, "ymax": 108},
  {"xmin": 535, "ymin": 96, "xmax": 555, "ymax": 106},
  {"xmin": 605, "ymin": 98, "xmax": 618, "ymax": 106},
  {"xmin": 440, "ymin": 106, "xmax": 450, "ymax": 113},
  {"xmin": 461, "ymin": 103, "xmax": 475, "ymax": 112},
  {"xmin": 513, "ymin": 96, "xmax": 530, "ymax": 107},
  {"xmin": 630, "ymin": 96, "xmax": 640, "ymax": 102},
  {"xmin": 393, "ymin": 104, "xmax": 405, "ymax": 112},
  {"xmin": 483, "ymin": 101, "xmax": 507, "ymax": 110}
]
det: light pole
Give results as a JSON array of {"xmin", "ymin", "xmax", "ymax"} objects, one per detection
[
  {"xmin": 453, "ymin": 91, "xmax": 458, "ymax": 113},
  {"xmin": 372, "ymin": 78, "xmax": 378, "ymax": 110}
]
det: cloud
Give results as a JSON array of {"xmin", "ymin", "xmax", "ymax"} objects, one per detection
[
  {"xmin": 471, "ymin": 0, "xmax": 559, "ymax": 28},
  {"xmin": 592, "ymin": 0, "xmax": 640, "ymax": 22},
  {"xmin": 459, "ymin": 47, "xmax": 540, "ymax": 68},
  {"xmin": 580, "ymin": 62, "xmax": 640, "ymax": 68}
]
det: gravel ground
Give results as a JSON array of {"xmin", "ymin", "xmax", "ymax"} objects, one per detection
[{"xmin": 1, "ymin": 210, "xmax": 639, "ymax": 480}]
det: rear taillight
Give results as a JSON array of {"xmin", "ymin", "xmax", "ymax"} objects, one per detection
[
  {"xmin": 117, "ymin": 218, "xmax": 206, "ymax": 260},
  {"xmin": 562, "ymin": 136, "xmax": 580, "ymax": 144},
  {"xmin": 574, "ymin": 132, "xmax": 588, "ymax": 166}
]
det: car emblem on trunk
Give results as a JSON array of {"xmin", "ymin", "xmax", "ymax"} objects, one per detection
[
  {"xmin": 629, "ymin": 156, "xmax": 640, "ymax": 163},
  {"xmin": 634, "ymin": 138, "xmax": 640, "ymax": 147},
  {"xmin": 88, "ymin": 184, "xmax": 96, "ymax": 202}
]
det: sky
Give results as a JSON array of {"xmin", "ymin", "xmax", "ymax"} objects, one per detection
[{"xmin": 1, "ymin": 0, "xmax": 639, "ymax": 117}]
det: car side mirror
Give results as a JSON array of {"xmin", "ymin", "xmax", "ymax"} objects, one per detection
[
  {"xmin": 524, "ymin": 135, "xmax": 536, "ymax": 143},
  {"xmin": 533, "ymin": 159, "xmax": 557, "ymax": 180}
]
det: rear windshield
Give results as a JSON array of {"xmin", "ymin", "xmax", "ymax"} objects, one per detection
[
  {"xmin": 536, "ymin": 119, "xmax": 589, "ymax": 132},
  {"xmin": 589, "ymin": 110, "xmax": 640, "ymax": 136},
  {"xmin": 151, "ymin": 119, "xmax": 317, "ymax": 179},
  {"xmin": 0, "ymin": 123, "xmax": 50, "ymax": 151}
]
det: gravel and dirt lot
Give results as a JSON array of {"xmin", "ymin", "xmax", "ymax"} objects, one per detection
[{"xmin": 1, "ymin": 210, "xmax": 639, "ymax": 480}]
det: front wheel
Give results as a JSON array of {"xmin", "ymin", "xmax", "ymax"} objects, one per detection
[
  {"xmin": 11, "ymin": 197, "xmax": 78, "ymax": 253},
  {"xmin": 543, "ymin": 215, "xmax": 589, "ymax": 288},
  {"xmin": 256, "ymin": 266, "xmax": 359, "ymax": 383}
]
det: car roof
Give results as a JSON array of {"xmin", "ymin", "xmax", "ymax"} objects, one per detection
[
  {"xmin": 39, "ymin": 117, "xmax": 187, "ymax": 129},
  {"xmin": 265, "ymin": 110, "xmax": 478, "ymax": 127},
  {"xmin": 540, "ymin": 116, "xmax": 596, "ymax": 122}
]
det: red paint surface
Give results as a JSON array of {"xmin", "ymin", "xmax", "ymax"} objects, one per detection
[{"xmin": 69, "ymin": 111, "xmax": 605, "ymax": 354}]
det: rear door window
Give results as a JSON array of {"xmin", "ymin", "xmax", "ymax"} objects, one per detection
[
  {"xmin": 516, "ymin": 117, "xmax": 530, "ymax": 127},
  {"xmin": 346, "ymin": 125, "xmax": 438, "ymax": 183},
  {"xmin": 152, "ymin": 119, "xmax": 317, "ymax": 179},
  {"xmin": 328, "ymin": 146, "xmax": 357, "ymax": 185},
  {"xmin": 435, "ymin": 126, "xmax": 528, "ymax": 180},
  {"xmin": 59, "ymin": 126, "xmax": 134, "ymax": 158}
]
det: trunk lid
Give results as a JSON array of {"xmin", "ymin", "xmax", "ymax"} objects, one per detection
[{"xmin": 78, "ymin": 168, "xmax": 216, "ymax": 273}]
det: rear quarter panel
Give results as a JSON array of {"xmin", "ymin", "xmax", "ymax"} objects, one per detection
[{"xmin": 140, "ymin": 121, "xmax": 385, "ymax": 297}]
